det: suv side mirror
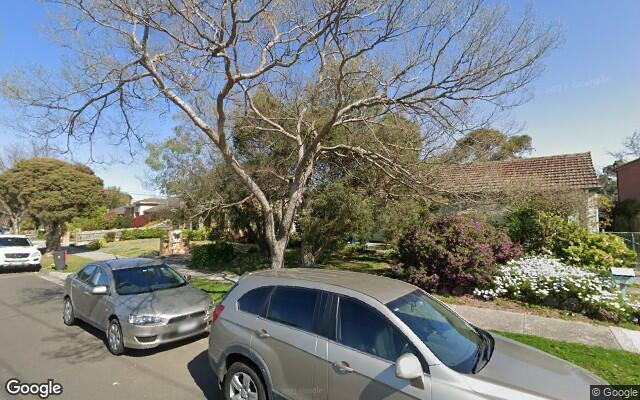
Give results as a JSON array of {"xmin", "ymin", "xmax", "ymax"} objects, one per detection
[
  {"xmin": 91, "ymin": 285, "xmax": 108, "ymax": 295},
  {"xmin": 395, "ymin": 353, "xmax": 423, "ymax": 380}
]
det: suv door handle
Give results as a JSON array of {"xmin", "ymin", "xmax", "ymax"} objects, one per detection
[
  {"xmin": 333, "ymin": 361, "xmax": 354, "ymax": 373},
  {"xmin": 256, "ymin": 329, "xmax": 270, "ymax": 339}
]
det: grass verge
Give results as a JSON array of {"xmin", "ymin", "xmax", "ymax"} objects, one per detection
[
  {"xmin": 41, "ymin": 253, "xmax": 93, "ymax": 273},
  {"xmin": 497, "ymin": 331, "xmax": 640, "ymax": 384},
  {"xmin": 101, "ymin": 238, "xmax": 160, "ymax": 258},
  {"xmin": 190, "ymin": 278, "xmax": 234, "ymax": 303}
]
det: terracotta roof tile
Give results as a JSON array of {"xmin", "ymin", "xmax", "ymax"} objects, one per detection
[{"xmin": 432, "ymin": 152, "xmax": 599, "ymax": 193}]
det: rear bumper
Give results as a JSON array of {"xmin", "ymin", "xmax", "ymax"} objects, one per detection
[{"xmin": 121, "ymin": 318, "xmax": 211, "ymax": 349}]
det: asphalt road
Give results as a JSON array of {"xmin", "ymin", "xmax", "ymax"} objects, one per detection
[{"xmin": 0, "ymin": 272, "xmax": 223, "ymax": 400}]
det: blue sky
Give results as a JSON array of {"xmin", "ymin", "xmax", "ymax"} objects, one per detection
[{"xmin": 1, "ymin": 0, "xmax": 639, "ymax": 200}]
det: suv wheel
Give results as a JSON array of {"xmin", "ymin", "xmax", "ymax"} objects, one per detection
[
  {"xmin": 63, "ymin": 297, "xmax": 75, "ymax": 326},
  {"xmin": 107, "ymin": 319, "xmax": 125, "ymax": 355},
  {"xmin": 224, "ymin": 362, "xmax": 266, "ymax": 400}
]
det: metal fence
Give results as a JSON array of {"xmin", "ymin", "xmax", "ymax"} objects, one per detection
[{"xmin": 610, "ymin": 232, "xmax": 640, "ymax": 267}]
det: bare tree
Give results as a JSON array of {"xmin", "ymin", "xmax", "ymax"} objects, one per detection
[
  {"xmin": 611, "ymin": 130, "xmax": 640, "ymax": 162},
  {"xmin": 1, "ymin": 0, "xmax": 558, "ymax": 268},
  {"xmin": 0, "ymin": 139, "xmax": 57, "ymax": 171}
]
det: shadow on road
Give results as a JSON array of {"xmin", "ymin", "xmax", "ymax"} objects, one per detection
[
  {"xmin": 20, "ymin": 285, "xmax": 61, "ymax": 305},
  {"xmin": 188, "ymin": 350, "xmax": 223, "ymax": 399},
  {"xmin": 42, "ymin": 321, "xmax": 110, "ymax": 364}
]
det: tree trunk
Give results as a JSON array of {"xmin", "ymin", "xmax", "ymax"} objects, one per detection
[
  {"xmin": 270, "ymin": 240, "xmax": 287, "ymax": 269},
  {"xmin": 10, "ymin": 216, "xmax": 20, "ymax": 234},
  {"xmin": 301, "ymin": 241, "xmax": 314, "ymax": 267},
  {"xmin": 46, "ymin": 223, "xmax": 63, "ymax": 253}
]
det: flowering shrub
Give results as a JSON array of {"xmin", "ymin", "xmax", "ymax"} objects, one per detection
[
  {"xmin": 507, "ymin": 211, "xmax": 636, "ymax": 272},
  {"xmin": 394, "ymin": 214, "xmax": 521, "ymax": 294},
  {"xmin": 474, "ymin": 256, "xmax": 640, "ymax": 324}
]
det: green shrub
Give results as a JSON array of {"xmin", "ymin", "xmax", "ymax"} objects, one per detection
[
  {"xmin": 87, "ymin": 238, "xmax": 107, "ymax": 250},
  {"xmin": 508, "ymin": 210, "xmax": 637, "ymax": 272},
  {"xmin": 120, "ymin": 228, "xmax": 166, "ymax": 240},
  {"xmin": 190, "ymin": 242, "xmax": 235, "ymax": 269},
  {"xmin": 104, "ymin": 232, "xmax": 116, "ymax": 242},
  {"xmin": 506, "ymin": 207, "xmax": 544, "ymax": 253},
  {"xmin": 393, "ymin": 214, "xmax": 522, "ymax": 294},
  {"xmin": 182, "ymin": 229, "xmax": 210, "ymax": 241},
  {"xmin": 288, "ymin": 232, "xmax": 302, "ymax": 248}
]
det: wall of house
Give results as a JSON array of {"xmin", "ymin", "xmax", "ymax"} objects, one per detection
[
  {"xmin": 617, "ymin": 161, "xmax": 640, "ymax": 202},
  {"xmin": 133, "ymin": 204, "xmax": 157, "ymax": 217}
]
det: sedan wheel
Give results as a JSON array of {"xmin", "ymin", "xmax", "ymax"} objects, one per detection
[
  {"xmin": 63, "ymin": 298, "xmax": 75, "ymax": 326},
  {"xmin": 107, "ymin": 319, "xmax": 125, "ymax": 355}
]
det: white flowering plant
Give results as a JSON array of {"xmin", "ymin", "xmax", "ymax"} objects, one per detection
[{"xmin": 473, "ymin": 256, "xmax": 640, "ymax": 324}]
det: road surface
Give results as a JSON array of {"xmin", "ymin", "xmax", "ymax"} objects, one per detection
[{"xmin": 0, "ymin": 272, "xmax": 222, "ymax": 400}]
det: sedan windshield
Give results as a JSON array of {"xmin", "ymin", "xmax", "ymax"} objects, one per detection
[
  {"xmin": 387, "ymin": 290, "xmax": 484, "ymax": 373},
  {"xmin": 112, "ymin": 265, "xmax": 186, "ymax": 295},
  {"xmin": 0, "ymin": 237, "xmax": 31, "ymax": 247}
]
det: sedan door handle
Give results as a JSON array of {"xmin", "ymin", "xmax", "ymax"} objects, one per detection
[
  {"xmin": 256, "ymin": 329, "xmax": 270, "ymax": 339},
  {"xmin": 333, "ymin": 361, "xmax": 354, "ymax": 373}
]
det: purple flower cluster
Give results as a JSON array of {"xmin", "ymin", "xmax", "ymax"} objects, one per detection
[{"xmin": 393, "ymin": 214, "xmax": 522, "ymax": 294}]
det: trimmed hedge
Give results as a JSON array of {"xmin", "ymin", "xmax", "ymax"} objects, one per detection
[
  {"xmin": 120, "ymin": 228, "xmax": 166, "ymax": 240},
  {"xmin": 182, "ymin": 229, "xmax": 211, "ymax": 242},
  {"xmin": 190, "ymin": 242, "xmax": 235, "ymax": 269}
]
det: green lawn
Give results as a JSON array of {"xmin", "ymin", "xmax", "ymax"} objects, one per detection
[
  {"xmin": 101, "ymin": 238, "xmax": 160, "ymax": 258},
  {"xmin": 189, "ymin": 242, "xmax": 393, "ymax": 276},
  {"xmin": 497, "ymin": 332, "xmax": 640, "ymax": 384},
  {"xmin": 190, "ymin": 278, "xmax": 234, "ymax": 303},
  {"xmin": 41, "ymin": 253, "xmax": 93, "ymax": 273}
]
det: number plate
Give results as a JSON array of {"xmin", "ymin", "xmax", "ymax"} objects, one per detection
[{"xmin": 177, "ymin": 320, "xmax": 199, "ymax": 334}]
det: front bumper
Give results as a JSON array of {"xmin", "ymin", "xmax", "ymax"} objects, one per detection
[
  {"xmin": 0, "ymin": 257, "xmax": 41, "ymax": 269},
  {"xmin": 121, "ymin": 317, "xmax": 211, "ymax": 349}
]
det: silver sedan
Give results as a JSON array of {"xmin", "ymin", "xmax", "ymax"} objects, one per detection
[{"xmin": 63, "ymin": 258, "xmax": 214, "ymax": 355}]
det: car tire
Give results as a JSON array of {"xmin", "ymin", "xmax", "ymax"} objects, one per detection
[
  {"xmin": 63, "ymin": 297, "xmax": 76, "ymax": 326},
  {"xmin": 224, "ymin": 362, "xmax": 267, "ymax": 400},
  {"xmin": 107, "ymin": 319, "xmax": 126, "ymax": 355}
]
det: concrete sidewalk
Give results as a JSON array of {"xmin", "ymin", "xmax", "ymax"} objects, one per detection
[{"xmin": 450, "ymin": 304, "xmax": 640, "ymax": 354}]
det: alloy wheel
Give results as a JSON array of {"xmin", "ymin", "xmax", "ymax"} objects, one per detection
[
  {"xmin": 63, "ymin": 299, "xmax": 74, "ymax": 325},
  {"xmin": 229, "ymin": 372, "xmax": 258, "ymax": 400},
  {"xmin": 108, "ymin": 322, "xmax": 121, "ymax": 352}
]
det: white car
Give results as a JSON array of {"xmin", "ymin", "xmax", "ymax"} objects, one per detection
[{"xmin": 0, "ymin": 235, "xmax": 42, "ymax": 271}]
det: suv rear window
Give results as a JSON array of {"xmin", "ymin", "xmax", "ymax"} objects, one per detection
[
  {"xmin": 266, "ymin": 286, "xmax": 317, "ymax": 332},
  {"xmin": 238, "ymin": 286, "xmax": 273, "ymax": 317}
]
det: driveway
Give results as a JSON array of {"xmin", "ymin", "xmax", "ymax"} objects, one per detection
[{"xmin": 0, "ymin": 272, "xmax": 222, "ymax": 400}]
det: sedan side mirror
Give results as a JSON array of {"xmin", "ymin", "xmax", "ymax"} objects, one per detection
[
  {"xmin": 91, "ymin": 285, "xmax": 108, "ymax": 295},
  {"xmin": 395, "ymin": 353, "xmax": 423, "ymax": 380}
]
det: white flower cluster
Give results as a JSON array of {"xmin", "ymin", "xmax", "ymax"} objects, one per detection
[{"xmin": 473, "ymin": 256, "xmax": 640, "ymax": 316}]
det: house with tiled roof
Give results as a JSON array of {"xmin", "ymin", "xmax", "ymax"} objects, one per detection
[{"xmin": 432, "ymin": 152, "xmax": 601, "ymax": 231}]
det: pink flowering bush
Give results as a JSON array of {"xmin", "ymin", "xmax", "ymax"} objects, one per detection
[{"xmin": 393, "ymin": 214, "xmax": 522, "ymax": 294}]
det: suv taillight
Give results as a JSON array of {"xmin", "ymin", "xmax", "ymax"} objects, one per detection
[{"xmin": 211, "ymin": 305, "xmax": 225, "ymax": 323}]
